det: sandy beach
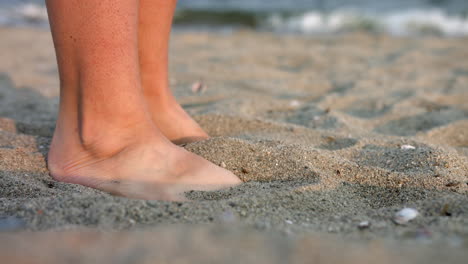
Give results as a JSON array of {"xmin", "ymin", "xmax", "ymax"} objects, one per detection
[{"xmin": 0, "ymin": 27, "xmax": 467, "ymax": 263}]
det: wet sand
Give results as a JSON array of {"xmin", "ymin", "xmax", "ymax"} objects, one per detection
[{"xmin": 0, "ymin": 27, "xmax": 467, "ymax": 263}]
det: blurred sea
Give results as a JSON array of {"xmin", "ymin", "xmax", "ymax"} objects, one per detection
[{"xmin": 1, "ymin": 0, "xmax": 468, "ymax": 36}]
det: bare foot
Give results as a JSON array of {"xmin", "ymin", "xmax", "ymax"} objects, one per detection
[
  {"xmin": 146, "ymin": 93, "xmax": 209, "ymax": 145},
  {"xmin": 45, "ymin": 0, "xmax": 240, "ymax": 202},
  {"xmin": 48, "ymin": 127, "xmax": 241, "ymax": 201}
]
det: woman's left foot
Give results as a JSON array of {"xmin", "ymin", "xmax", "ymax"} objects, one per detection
[{"xmin": 146, "ymin": 93, "xmax": 209, "ymax": 145}]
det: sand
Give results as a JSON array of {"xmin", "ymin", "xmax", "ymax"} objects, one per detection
[{"xmin": 0, "ymin": 27, "xmax": 467, "ymax": 263}]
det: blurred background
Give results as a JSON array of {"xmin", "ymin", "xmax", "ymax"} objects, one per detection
[{"xmin": 1, "ymin": 0, "xmax": 468, "ymax": 36}]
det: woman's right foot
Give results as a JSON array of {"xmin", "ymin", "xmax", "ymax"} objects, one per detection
[{"xmin": 48, "ymin": 125, "xmax": 241, "ymax": 201}]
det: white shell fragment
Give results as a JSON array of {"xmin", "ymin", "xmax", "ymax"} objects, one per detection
[
  {"xmin": 358, "ymin": 221, "xmax": 370, "ymax": 229},
  {"xmin": 289, "ymin": 100, "xmax": 301, "ymax": 108},
  {"xmin": 191, "ymin": 81, "xmax": 207, "ymax": 94},
  {"xmin": 394, "ymin": 208, "xmax": 419, "ymax": 225},
  {"xmin": 285, "ymin": 220, "xmax": 293, "ymax": 225},
  {"xmin": 401, "ymin": 145, "xmax": 416, "ymax": 150}
]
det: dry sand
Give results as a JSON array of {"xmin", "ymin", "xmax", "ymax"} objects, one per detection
[{"xmin": 0, "ymin": 27, "xmax": 467, "ymax": 263}]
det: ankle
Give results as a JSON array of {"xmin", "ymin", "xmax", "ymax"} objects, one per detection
[
  {"xmin": 48, "ymin": 130, "xmax": 163, "ymax": 183},
  {"xmin": 48, "ymin": 115, "xmax": 161, "ymax": 177},
  {"xmin": 141, "ymin": 79, "xmax": 175, "ymax": 103},
  {"xmin": 81, "ymin": 119, "xmax": 155, "ymax": 154}
]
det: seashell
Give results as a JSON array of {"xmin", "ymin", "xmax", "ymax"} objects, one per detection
[
  {"xmin": 289, "ymin": 100, "xmax": 301, "ymax": 108},
  {"xmin": 401, "ymin": 144, "xmax": 416, "ymax": 150},
  {"xmin": 285, "ymin": 220, "xmax": 293, "ymax": 225},
  {"xmin": 394, "ymin": 208, "xmax": 419, "ymax": 225},
  {"xmin": 358, "ymin": 221, "xmax": 370, "ymax": 229},
  {"xmin": 191, "ymin": 81, "xmax": 207, "ymax": 93}
]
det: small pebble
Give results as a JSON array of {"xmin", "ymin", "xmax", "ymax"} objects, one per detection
[
  {"xmin": 401, "ymin": 145, "xmax": 416, "ymax": 150},
  {"xmin": 394, "ymin": 208, "xmax": 419, "ymax": 225},
  {"xmin": 285, "ymin": 220, "xmax": 293, "ymax": 225}
]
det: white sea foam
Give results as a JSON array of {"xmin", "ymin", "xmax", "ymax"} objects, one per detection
[
  {"xmin": 384, "ymin": 9, "xmax": 468, "ymax": 36},
  {"xmin": 16, "ymin": 3, "xmax": 48, "ymax": 23},
  {"xmin": 265, "ymin": 8, "xmax": 468, "ymax": 36},
  {"xmin": 0, "ymin": 3, "xmax": 48, "ymax": 27}
]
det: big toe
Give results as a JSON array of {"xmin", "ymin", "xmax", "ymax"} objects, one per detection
[
  {"xmin": 191, "ymin": 165, "xmax": 242, "ymax": 191},
  {"xmin": 220, "ymin": 169, "xmax": 243, "ymax": 185}
]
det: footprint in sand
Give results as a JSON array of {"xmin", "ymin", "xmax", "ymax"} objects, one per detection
[
  {"xmin": 346, "ymin": 100, "xmax": 393, "ymax": 119},
  {"xmin": 354, "ymin": 144, "xmax": 444, "ymax": 174},
  {"xmin": 270, "ymin": 104, "xmax": 339, "ymax": 130},
  {"xmin": 318, "ymin": 136, "xmax": 358, "ymax": 151},
  {"xmin": 374, "ymin": 108, "xmax": 468, "ymax": 136}
]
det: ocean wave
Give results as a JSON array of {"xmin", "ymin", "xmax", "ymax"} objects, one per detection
[
  {"xmin": 1, "ymin": 3, "xmax": 468, "ymax": 36},
  {"xmin": 265, "ymin": 9, "xmax": 468, "ymax": 36},
  {"xmin": 0, "ymin": 3, "xmax": 48, "ymax": 27}
]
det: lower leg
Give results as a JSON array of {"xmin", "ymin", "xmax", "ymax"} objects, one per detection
[
  {"xmin": 46, "ymin": 0, "xmax": 240, "ymax": 201},
  {"xmin": 138, "ymin": 0, "xmax": 208, "ymax": 144},
  {"xmin": 47, "ymin": 0, "xmax": 156, "ymax": 155}
]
